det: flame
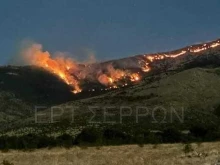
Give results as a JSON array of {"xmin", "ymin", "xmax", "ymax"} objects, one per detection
[
  {"xmin": 21, "ymin": 39, "xmax": 220, "ymax": 94},
  {"xmin": 164, "ymin": 50, "xmax": 187, "ymax": 58},
  {"xmin": 142, "ymin": 65, "xmax": 151, "ymax": 72},
  {"xmin": 22, "ymin": 43, "xmax": 82, "ymax": 93},
  {"xmin": 97, "ymin": 65, "xmax": 126, "ymax": 85},
  {"xmin": 210, "ymin": 41, "xmax": 220, "ymax": 48},
  {"xmin": 190, "ymin": 47, "xmax": 207, "ymax": 53},
  {"xmin": 140, "ymin": 39, "xmax": 220, "ymax": 74},
  {"xmin": 98, "ymin": 74, "xmax": 114, "ymax": 85},
  {"xmin": 109, "ymin": 77, "xmax": 113, "ymax": 83},
  {"xmin": 130, "ymin": 73, "xmax": 140, "ymax": 82}
]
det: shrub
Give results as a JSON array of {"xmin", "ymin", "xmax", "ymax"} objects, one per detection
[
  {"xmin": 103, "ymin": 128, "xmax": 132, "ymax": 145},
  {"xmin": 0, "ymin": 137, "xmax": 7, "ymax": 150},
  {"xmin": 189, "ymin": 125, "xmax": 208, "ymax": 139},
  {"xmin": 74, "ymin": 127, "xmax": 102, "ymax": 145},
  {"xmin": 2, "ymin": 160, "xmax": 14, "ymax": 165},
  {"xmin": 145, "ymin": 132, "xmax": 162, "ymax": 144},
  {"xmin": 214, "ymin": 105, "xmax": 220, "ymax": 117},
  {"xmin": 20, "ymin": 134, "xmax": 39, "ymax": 149},
  {"xmin": 183, "ymin": 143, "xmax": 193, "ymax": 153},
  {"xmin": 162, "ymin": 128, "xmax": 182, "ymax": 143},
  {"xmin": 37, "ymin": 136, "xmax": 56, "ymax": 148},
  {"xmin": 56, "ymin": 134, "xmax": 74, "ymax": 148}
]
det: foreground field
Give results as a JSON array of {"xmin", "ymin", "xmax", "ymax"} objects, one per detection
[{"xmin": 1, "ymin": 142, "xmax": 220, "ymax": 165}]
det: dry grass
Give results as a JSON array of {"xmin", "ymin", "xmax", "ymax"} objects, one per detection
[{"xmin": 1, "ymin": 142, "xmax": 220, "ymax": 165}]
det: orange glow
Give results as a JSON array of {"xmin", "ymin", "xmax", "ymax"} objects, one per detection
[
  {"xmin": 146, "ymin": 56, "xmax": 154, "ymax": 62},
  {"xmin": 130, "ymin": 73, "xmax": 140, "ymax": 82},
  {"xmin": 164, "ymin": 50, "xmax": 187, "ymax": 58},
  {"xmin": 210, "ymin": 42, "xmax": 220, "ymax": 48},
  {"xmin": 109, "ymin": 77, "xmax": 113, "ymax": 83},
  {"xmin": 190, "ymin": 47, "xmax": 207, "ymax": 53},
  {"xmin": 22, "ymin": 44, "xmax": 82, "ymax": 93},
  {"xmin": 142, "ymin": 65, "xmax": 151, "ymax": 72},
  {"xmin": 21, "ymin": 39, "xmax": 220, "ymax": 94}
]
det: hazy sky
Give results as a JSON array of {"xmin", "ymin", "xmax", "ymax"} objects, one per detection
[{"xmin": 0, "ymin": 0, "xmax": 220, "ymax": 64}]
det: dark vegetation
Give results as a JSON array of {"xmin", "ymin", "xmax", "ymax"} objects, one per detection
[{"xmin": 1, "ymin": 121, "xmax": 220, "ymax": 150}]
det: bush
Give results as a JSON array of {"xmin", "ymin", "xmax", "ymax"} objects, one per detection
[
  {"xmin": 37, "ymin": 136, "xmax": 56, "ymax": 148},
  {"xmin": 133, "ymin": 128, "xmax": 150, "ymax": 144},
  {"xmin": 214, "ymin": 105, "xmax": 220, "ymax": 117},
  {"xmin": 0, "ymin": 137, "xmax": 7, "ymax": 150},
  {"xmin": 162, "ymin": 128, "xmax": 182, "ymax": 143},
  {"xmin": 0, "ymin": 135, "xmax": 57, "ymax": 150},
  {"xmin": 103, "ymin": 128, "xmax": 132, "ymax": 145},
  {"xmin": 2, "ymin": 160, "xmax": 14, "ymax": 165},
  {"xmin": 145, "ymin": 132, "xmax": 162, "ymax": 144},
  {"xmin": 56, "ymin": 134, "xmax": 74, "ymax": 148},
  {"xmin": 183, "ymin": 143, "xmax": 193, "ymax": 153},
  {"xmin": 74, "ymin": 127, "xmax": 102, "ymax": 145},
  {"xmin": 189, "ymin": 125, "xmax": 208, "ymax": 139},
  {"xmin": 20, "ymin": 134, "xmax": 39, "ymax": 149}
]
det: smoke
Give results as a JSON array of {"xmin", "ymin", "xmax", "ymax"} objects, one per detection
[
  {"xmin": 9, "ymin": 40, "xmax": 85, "ymax": 93},
  {"xmin": 98, "ymin": 74, "xmax": 111, "ymax": 85},
  {"xmin": 96, "ymin": 65, "xmax": 122, "ymax": 85},
  {"xmin": 10, "ymin": 40, "xmax": 97, "ymax": 66},
  {"xmin": 9, "ymin": 41, "xmax": 130, "ymax": 91},
  {"xmin": 8, "ymin": 40, "xmax": 149, "ymax": 93},
  {"xmin": 9, "ymin": 40, "xmax": 42, "ymax": 65}
]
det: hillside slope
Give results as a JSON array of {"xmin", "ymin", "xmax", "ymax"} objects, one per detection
[
  {"xmin": 20, "ymin": 66, "xmax": 219, "ymax": 134},
  {"xmin": 1, "ymin": 39, "xmax": 220, "ymax": 132},
  {"xmin": 0, "ymin": 66, "xmax": 75, "ymax": 106},
  {"xmin": 59, "ymin": 67, "xmax": 220, "ymax": 117}
]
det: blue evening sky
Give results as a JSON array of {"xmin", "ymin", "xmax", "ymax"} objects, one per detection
[{"xmin": 0, "ymin": 0, "xmax": 220, "ymax": 64}]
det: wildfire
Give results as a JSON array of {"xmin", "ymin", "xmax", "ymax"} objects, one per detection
[
  {"xmin": 146, "ymin": 56, "xmax": 154, "ymax": 62},
  {"xmin": 21, "ymin": 43, "xmax": 82, "ymax": 93},
  {"xmin": 142, "ymin": 65, "xmax": 151, "ymax": 72},
  {"xmin": 21, "ymin": 39, "xmax": 220, "ymax": 94},
  {"xmin": 130, "ymin": 73, "xmax": 140, "ymax": 82},
  {"xmin": 210, "ymin": 41, "xmax": 220, "ymax": 48},
  {"xmin": 139, "ymin": 39, "xmax": 220, "ymax": 78},
  {"xmin": 164, "ymin": 50, "xmax": 187, "ymax": 58},
  {"xmin": 109, "ymin": 77, "xmax": 113, "ymax": 83}
]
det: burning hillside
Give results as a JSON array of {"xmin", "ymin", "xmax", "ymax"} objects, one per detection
[{"xmin": 19, "ymin": 39, "xmax": 220, "ymax": 93}]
